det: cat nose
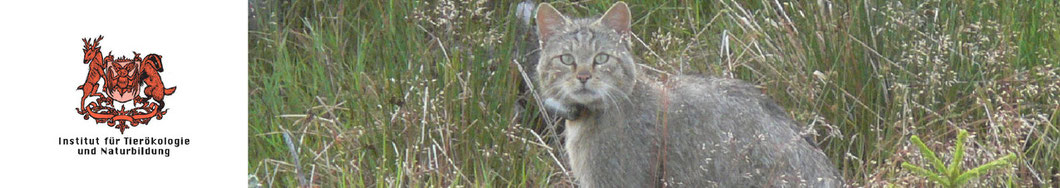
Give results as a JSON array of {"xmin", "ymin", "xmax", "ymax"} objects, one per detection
[{"xmin": 576, "ymin": 72, "xmax": 591, "ymax": 83}]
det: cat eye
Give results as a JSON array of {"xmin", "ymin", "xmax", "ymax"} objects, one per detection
[
  {"xmin": 593, "ymin": 54, "xmax": 610, "ymax": 65},
  {"xmin": 559, "ymin": 54, "xmax": 574, "ymax": 65}
]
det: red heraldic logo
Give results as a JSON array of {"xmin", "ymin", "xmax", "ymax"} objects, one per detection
[{"xmin": 76, "ymin": 36, "xmax": 176, "ymax": 134}]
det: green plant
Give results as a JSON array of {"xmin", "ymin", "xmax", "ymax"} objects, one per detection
[{"xmin": 901, "ymin": 129, "xmax": 1017, "ymax": 187}]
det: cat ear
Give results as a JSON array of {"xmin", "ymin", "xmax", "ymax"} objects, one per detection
[
  {"xmin": 595, "ymin": 1, "xmax": 631, "ymax": 37},
  {"xmin": 536, "ymin": 3, "xmax": 568, "ymax": 43}
]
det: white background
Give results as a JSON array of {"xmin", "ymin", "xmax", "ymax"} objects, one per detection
[{"xmin": 0, "ymin": 0, "xmax": 247, "ymax": 186}]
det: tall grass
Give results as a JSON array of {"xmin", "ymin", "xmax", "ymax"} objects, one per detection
[{"xmin": 249, "ymin": 0, "xmax": 1059, "ymax": 187}]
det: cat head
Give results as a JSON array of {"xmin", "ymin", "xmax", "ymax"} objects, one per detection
[{"xmin": 535, "ymin": 2, "xmax": 637, "ymax": 111}]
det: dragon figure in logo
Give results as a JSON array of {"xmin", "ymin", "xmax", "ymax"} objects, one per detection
[{"xmin": 76, "ymin": 36, "xmax": 176, "ymax": 134}]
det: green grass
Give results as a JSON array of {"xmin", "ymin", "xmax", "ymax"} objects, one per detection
[
  {"xmin": 902, "ymin": 129, "xmax": 1018, "ymax": 187},
  {"xmin": 249, "ymin": 0, "xmax": 1060, "ymax": 187}
]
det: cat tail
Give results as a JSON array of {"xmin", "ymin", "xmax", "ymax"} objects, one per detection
[
  {"xmin": 515, "ymin": 1, "xmax": 536, "ymax": 27},
  {"xmin": 514, "ymin": 0, "xmax": 541, "ymax": 80},
  {"xmin": 512, "ymin": 1, "xmax": 554, "ymax": 133}
]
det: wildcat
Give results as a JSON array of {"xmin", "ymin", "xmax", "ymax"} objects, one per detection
[{"xmin": 534, "ymin": 2, "xmax": 843, "ymax": 187}]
